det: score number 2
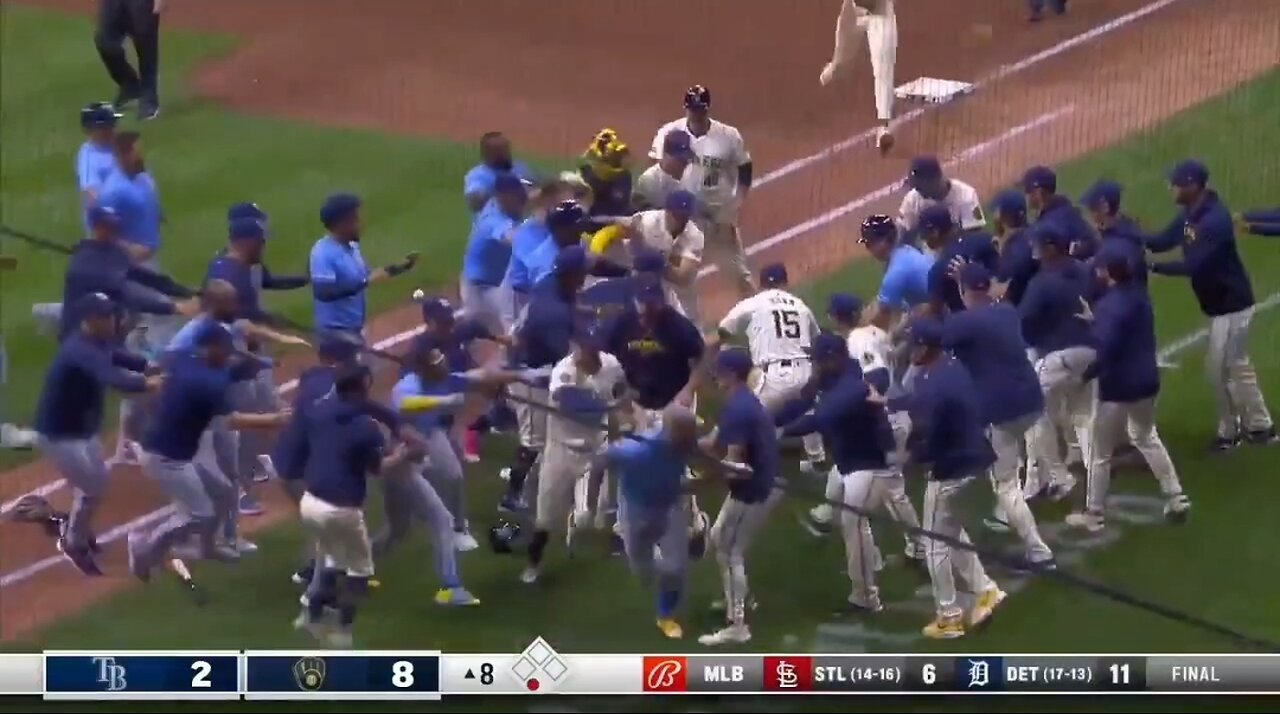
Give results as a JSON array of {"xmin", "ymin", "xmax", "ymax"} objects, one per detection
[{"xmin": 191, "ymin": 660, "xmax": 212, "ymax": 688}]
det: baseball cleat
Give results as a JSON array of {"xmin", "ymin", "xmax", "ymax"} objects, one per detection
[
  {"xmin": 498, "ymin": 494, "xmax": 526, "ymax": 514},
  {"xmin": 498, "ymin": 466, "xmax": 511, "ymax": 482},
  {"xmin": 1245, "ymin": 427, "xmax": 1279, "ymax": 445},
  {"xmin": 211, "ymin": 544, "xmax": 242, "ymax": 562},
  {"xmin": 112, "ymin": 87, "xmax": 141, "ymax": 110},
  {"xmin": 294, "ymin": 612, "xmax": 333, "ymax": 644},
  {"xmin": 1208, "ymin": 435, "xmax": 1241, "ymax": 453},
  {"xmin": 819, "ymin": 62, "xmax": 837, "ymax": 87},
  {"xmin": 453, "ymin": 530, "xmax": 480, "ymax": 552},
  {"xmin": 609, "ymin": 532, "xmax": 626, "ymax": 557},
  {"xmin": 798, "ymin": 459, "xmax": 829, "ymax": 477},
  {"xmin": 1047, "ymin": 477, "xmax": 1076, "ymax": 501},
  {"xmin": 291, "ymin": 563, "xmax": 315, "ymax": 586},
  {"xmin": 126, "ymin": 532, "xmax": 150, "ymax": 582},
  {"xmin": 235, "ymin": 538, "xmax": 259, "ymax": 554},
  {"xmin": 1011, "ymin": 556, "xmax": 1057, "ymax": 574},
  {"xmin": 698, "ymin": 625, "xmax": 751, "ymax": 646},
  {"xmin": 922, "ymin": 614, "xmax": 966, "ymax": 639},
  {"xmin": 324, "ymin": 628, "xmax": 354, "ymax": 650},
  {"xmin": 876, "ymin": 126, "xmax": 895, "ymax": 155},
  {"xmin": 435, "ymin": 587, "xmax": 481, "ymax": 607},
  {"xmin": 565, "ymin": 514, "xmax": 578, "ymax": 553},
  {"xmin": 1065, "ymin": 510, "xmax": 1105, "ymax": 532},
  {"xmin": 462, "ymin": 430, "xmax": 482, "ymax": 463},
  {"xmin": 655, "ymin": 618, "xmax": 684, "ymax": 640},
  {"xmin": 519, "ymin": 566, "xmax": 540, "ymax": 584},
  {"xmin": 0, "ymin": 423, "xmax": 37, "ymax": 449},
  {"xmin": 138, "ymin": 100, "xmax": 160, "ymax": 121},
  {"xmin": 238, "ymin": 492, "xmax": 265, "ymax": 516},
  {"xmin": 1163, "ymin": 494, "xmax": 1191, "ymax": 523},
  {"xmin": 59, "ymin": 540, "xmax": 104, "ymax": 577},
  {"xmin": 801, "ymin": 506, "xmax": 834, "ymax": 537},
  {"xmin": 836, "ymin": 596, "xmax": 884, "ymax": 616},
  {"xmin": 970, "ymin": 586, "xmax": 1008, "ymax": 627}
]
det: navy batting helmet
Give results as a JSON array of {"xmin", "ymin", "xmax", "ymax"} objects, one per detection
[
  {"xmin": 859, "ymin": 213, "xmax": 897, "ymax": 244},
  {"xmin": 488, "ymin": 519, "xmax": 522, "ymax": 554},
  {"xmin": 684, "ymin": 84, "xmax": 711, "ymax": 111},
  {"xmin": 547, "ymin": 200, "xmax": 587, "ymax": 230},
  {"xmin": 81, "ymin": 101, "xmax": 122, "ymax": 129}
]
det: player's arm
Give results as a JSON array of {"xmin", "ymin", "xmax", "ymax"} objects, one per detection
[
  {"xmin": 240, "ymin": 320, "xmax": 310, "ymax": 348},
  {"xmin": 674, "ymin": 319, "xmax": 707, "ymax": 408},
  {"xmin": 1143, "ymin": 214, "xmax": 1185, "ymax": 253},
  {"xmin": 735, "ymin": 133, "xmax": 753, "ymax": 201},
  {"xmin": 958, "ymin": 188, "xmax": 988, "ymax": 231},
  {"xmin": 666, "ymin": 235, "xmax": 703, "ymax": 286},
  {"xmin": 712, "ymin": 297, "xmax": 753, "ymax": 350}
]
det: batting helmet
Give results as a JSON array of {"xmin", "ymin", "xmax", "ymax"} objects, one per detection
[
  {"xmin": 859, "ymin": 213, "xmax": 897, "ymax": 243},
  {"xmin": 80, "ymin": 101, "xmax": 122, "ymax": 129},
  {"xmin": 547, "ymin": 200, "xmax": 587, "ymax": 230},
  {"xmin": 684, "ymin": 84, "xmax": 711, "ymax": 110},
  {"xmin": 488, "ymin": 518, "xmax": 523, "ymax": 554}
]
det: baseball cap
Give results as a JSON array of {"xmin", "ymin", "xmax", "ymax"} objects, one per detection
[
  {"xmin": 194, "ymin": 320, "xmax": 234, "ymax": 348},
  {"xmin": 547, "ymin": 200, "xmax": 587, "ymax": 230},
  {"xmin": 665, "ymin": 190, "xmax": 697, "ymax": 216},
  {"xmin": 860, "ymin": 213, "xmax": 897, "ymax": 244},
  {"xmin": 1168, "ymin": 159, "xmax": 1209, "ymax": 188},
  {"xmin": 1080, "ymin": 180, "xmax": 1123, "ymax": 213},
  {"xmin": 759, "ymin": 263, "xmax": 788, "ymax": 287},
  {"xmin": 229, "ymin": 217, "xmax": 266, "ymax": 242},
  {"xmin": 632, "ymin": 248, "xmax": 666, "ymax": 275},
  {"xmin": 80, "ymin": 101, "xmax": 122, "ymax": 129},
  {"xmin": 918, "ymin": 204, "xmax": 955, "ymax": 233},
  {"xmin": 714, "ymin": 348, "xmax": 753, "ymax": 379},
  {"xmin": 88, "ymin": 205, "xmax": 121, "ymax": 229},
  {"xmin": 227, "ymin": 202, "xmax": 267, "ymax": 223},
  {"xmin": 906, "ymin": 155, "xmax": 943, "ymax": 188},
  {"xmin": 1032, "ymin": 222, "xmax": 1072, "ymax": 249},
  {"xmin": 74, "ymin": 291, "xmax": 116, "ymax": 319},
  {"xmin": 420, "ymin": 296, "xmax": 456, "ymax": 324},
  {"xmin": 1022, "ymin": 165, "xmax": 1058, "ymax": 193},
  {"xmin": 493, "ymin": 172, "xmax": 528, "ymax": 194},
  {"xmin": 634, "ymin": 275, "xmax": 666, "ymax": 306},
  {"xmin": 827, "ymin": 293, "xmax": 863, "ymax": 321},
  {"xmin": 989, "ymin": 189, "xmax": 1027, "ymax": 219},
  {"xmin": 960, "ymin": 262, "xmax": 993, "ymax": 291},
  {"xmin": 684, "ymin": 84, "xmax": 712, "ymax": 110},
  {"xmin": 807, "ymin": 331, "xmax": 848, "ymax": 361},
  {"xmin": 334, "ymin": 362, "xmax": 373, "ymax": 393},
  {"xmin": 1096, "ymin": 241, "xmax": 1136, "ymax": 274},
  {"xmin": 317, "ymin": 333, "xmax": 360, "ymax": 362},
  {"xmin": 553, "ymin": 244, "xmax": 589, "ymax": 274},
  {"xmin": 320, "ymin": 193, "xmax": 361, "ymax": 228},
  {"xmin": 662, "ymin": 130, "xmax": 696, "ymax": 159},
  {"xmin": 906, "ymin": 317, "xmax": 945, "ymax": 347}
]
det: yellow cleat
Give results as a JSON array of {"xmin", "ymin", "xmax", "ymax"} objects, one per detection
[
  {"xmin": 368, "ymin": 578, "xmax": 382, "ymax": 589},
  {"xmin": 970, "ymin": 586, "xmax": 1007, "ymax": 627},
  {"xmin": 922, "ymin": 614, "xmax": 966, "ymax": 640},
  {"xmin": 656, "ymin": 618, "xmax": 684, "ymax": 640}
]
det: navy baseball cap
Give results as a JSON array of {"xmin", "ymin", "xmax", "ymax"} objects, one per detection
[
  {"xmin": 88, "ymin": 205, "xmax": 121, "ymax": 228},
  {"xmin": 493, "ymin": 172, "xmax": 528, "ymax": 194},
  {"xmin": 807, "ymin": 331, "xmax": 848, "ymax": 361},
  {"xmin": 554, "ymin": 244, "xmax": 589, "ymax": 274},
  {"xmin": 906, "ymin": 317, "xmax": 945, "ymax": 347},
  {"xmin": 960, "ymin": 262, "xmax": 993, "ymax": 291},
  {"xmin": 906, "ymin": 155, "xmax": 943, "ymax": 188},
  {"xmin": 827, "ymin": 292, "xmax": 863, "ymax": 321},
  {"xmin": 74, "ymin": 291, "xmax": 116, "ymax": 319},
  {"xmin": 1080, "ymin": 180, "xmax": 1123, "ymax": 213},
  {"xmin": 317, "ymin": 333, "xmax": 360, "ymax": 362},
  {"xmin": 665, "ymin": 190, "xmax": 697, "ymax": 216},
  {"xmin": 229, "ymin": 217, "xmax": 266, "ymax": 242},
  {"xmin": 714, "ymin": 348, "xmax": 754, "ymax": 379},
  {"xmin": 759, "ymin": 262, "xmax": 788, "ymax": 287},
  {"xmin": 320, "ymin": 193, "xmax": 361, "ymax": 228},
  {"xmin": 1032, "ymin": 223, "xmax": 1072, "ymax": 249},
  {"xmin": 1096, "ymin": 241, "xmax": 1135, "ymax": 274},
  {"xmin": 632, "ymin": 248, "xmax": 666, "ymax": 274},
  {"xmin": 1168, "ymin": 159, "xmax": 1209, "ymax": 187},
  {"xmin": 547, "ymin": 200, "xmax": 587, "ymax": 230},
  {"xmin": 420, "ymin": 295, "xmax": 456, "ymax": 324},
  {"xmin": 81, "ymin": 101, "xmax": 122, "ymax": 129},
  {"xmin": 684, "ymin": 84, "xmax": 712, "ymax": 110},
  {"xmin": 227, "ymin": 202, "xmax": 267, "ymax": 223},
  {"xmin": 1022, "ymin": 165, "xmax": 1058, "ymax": 192},
  {"xmin": 860, "ymin": 213, "xmax": 897, "ymax": 244},
  {"xmin": 989, "ymin": 188, "xmax": 1027, "ymax": 219},
  {"xmin": 662, "ymin": 130, "xmax": 696, "ymax": 159},
  {"xmin": 194, "ymin": 320, "xmax": 235, "ymax": 348},
  {"xmin": 634, "ymin": 275, "xmax": 666, "ymax": 306},
  {"xmin": 918, "ymin": 204, "xmax": 955, "ymax": 233},
  {"xmin": 334, "ymin": 362, "xmax": 373, "ymax": 392}
]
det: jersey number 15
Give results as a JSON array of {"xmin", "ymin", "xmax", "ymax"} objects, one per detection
[{"xmin": 772, "ymin": 309, "xmax": 801, "ymax": 339}]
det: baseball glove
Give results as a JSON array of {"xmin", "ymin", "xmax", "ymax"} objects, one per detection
[{"xmin": 7, "ymin": 494, "xmax": 56, "ymax": 522}]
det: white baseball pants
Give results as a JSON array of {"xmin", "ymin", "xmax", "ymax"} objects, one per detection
[
  {"xmin": 710, "ymin": 491, "xmax": 781, "ymax": 626},
  {"xmin": 694, "ymin": 217, "xmax": 754, "ymax": 298},
  {"xmin": 1027, "ymin": 346, "xmax": 1096, "ymax": 493},
  {"xmin": 754, "ymin": 359, "xmax": 825, "ymax": 464},
  {"xmin": 831, "ymin": 1, "xmax": 898, "ymax": 123},
  {"xmin": 1086, "ymin": 397, "xmax": 1185, "ymax": 514},
  {"xmin": 1206, "ymin": 307, "xmax": 1273, "ymax": 438},
  {"xmin": 838, "ymin": 468, "xmax": 907, "ymax": 609},
  {"xmin": 923, "ymin": 475, "xmax": 994, "ymax": 620},
  {"xmin": 988, "ymin": 413, "xmax": 1053, "ymax": 562},
  {"xmin": 825, "ymin": 462, "xmax": 922, "ymax": 559}
]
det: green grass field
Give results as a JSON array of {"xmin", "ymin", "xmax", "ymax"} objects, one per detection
[{"xmin": 4, "ymin": 4, "xmax": 1280, "ymax": 711}]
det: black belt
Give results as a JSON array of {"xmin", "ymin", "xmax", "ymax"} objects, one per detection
[{"xmin": 764, "ymin": 358, "xmax": 806, "ymax": 370}]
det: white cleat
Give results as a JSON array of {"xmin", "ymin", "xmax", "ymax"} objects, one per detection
[
  {"xmin": 324, "ymin": 628, "xmax": 354, "ymax": 649},
  {"xmin": 819, "ymin": 62, "xmax": 837, "ymax": 87},
  {"xmin": 293, "ymin": 611, "xmax": 331, "ymax": 643},
  {"xmin": 0, "ymin": 423, "xmax": 37, "ymax": 449},
  {"xmin": 1163, "ymin": 494, "xmax": 1191, "ymax": 523},
  {"xmin": 1064, "ymin": 510, "xmax": 1105, "ymax": 532},
  {"xmin": 235, "ymin": 539, "xmax": 259, "ymax": 554},
  {"xmin": 453, "ymin": 531, "xmax": 479, "ymax": 552},
  {"xmin": 519, "ymin": 566, "xmax": 540, "ymax": 584},
  {"xmin": 698, "ymin": 625, "xmax": 752, "ymax": 646}
]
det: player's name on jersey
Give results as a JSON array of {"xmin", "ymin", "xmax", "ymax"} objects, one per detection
[
  {"xmin": 243, "ymin": 651, "xmax": 440, "ymax": 700},
  {"xmin": 43, "ymin": 652, "xmax": 240, "ymax": 700}
]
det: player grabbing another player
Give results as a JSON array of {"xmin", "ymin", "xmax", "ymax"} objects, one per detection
[
  {"xmin": 522, "ymin": 322, "xmax": 627, "ymax": 583},
  {"xmin": 634, "ymin": 130, "xmax": 696, "ymax": 211},
  {"xmin": 820, "ymin": 0, "xmax": 899, "ymax": 153},
  {"xmin": 613, "ymin": 190, "xmax": 705, "ymax": 324},
  {"xmin": 698, "ymin": 348, "xmax": 780, "ymax": 646},
  {"xmin": 859, "ymin": 214, "xmax": 932, "ymax": 332}
]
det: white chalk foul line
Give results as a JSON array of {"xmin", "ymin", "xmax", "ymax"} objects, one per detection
[{"xmin": 755, "ymin": 0, "xmax": 1189, "ymax": 188}]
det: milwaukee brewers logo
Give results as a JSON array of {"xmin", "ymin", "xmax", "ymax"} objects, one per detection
[
  {"xmin": 1183, "ymin": 223, "xmax": 1197, "ymax": 243},
  {"xmin": 293, "ymin": 656, "xmax": 327, "ymax": 691}
]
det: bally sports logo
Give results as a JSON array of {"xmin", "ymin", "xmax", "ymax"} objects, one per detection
[{"xmin": 642, "ymin": 657, "xmax": 688, "ymax": 692}]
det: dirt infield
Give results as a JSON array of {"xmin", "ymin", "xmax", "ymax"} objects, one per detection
[{"xmin": 3, "ymin": 0, "xmax": 1277, "ymax": 641}]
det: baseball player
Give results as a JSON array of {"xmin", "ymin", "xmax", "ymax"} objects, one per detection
[
  {"xmin": 34, "ymin": 292, "xmax": 160, "ymax": 575},
  {"xmin": 1023, "ymin": 165, "xmax": 1098, "ymax": 260},
  {"xmin": 807, "ymin": 294, "xmax": 925, "ymax": 563},
  {"xmin": 463, "ymin": 131, "xmax": 534, "ymax": 217},
  {"xmin": 1147, "ymin": 160, "xmax": 1276, "ymax": 449},
  {"xmin": 1080, "ymin": 180, "xmax": 1148, "ymax": 291},
  {"xmin": 1067, "ymin": 245, "xmax": 1191, "ymax": 532},
  {"xmin": 990, "ymin": 190, "xmax": 1037, "ymax": 305},
  {"xmin": 649, "ymin": 85, "xmax": 755, "ymax": 298},
  {"xmin": 293, "ymin": 362, "xmax": 410, "ymax": 648},
  {"xmin": 1019, "ymin": 225, "xmax": 1095, "ymax": 500},
  {"xmin": 610, "ymin": 190, "xmax": 706, "ymax": 324},
  {"xmin": 461, "ymin": 173, "xmax": 529, "ymax": 336},
  {"xmin": 893, "ymin": 317, "xmax": 1005, "ymax": 639},
  {"xmin": 127, "ymin": 322, "xmax": 289, "ymax": 583},
  {"xmin": 778, "ymin": 332, "xmax": 899, "ymax": 612},
  {"xmin": 820, "ymin": 0, "xmax": 899, "ymax": 154},
  {"xmin": 77, "ymin": 102, "xmax": 123, "ymax": 233},
  {"xmin": 943, "ymin": 264, "xmax": 1055, "ymax": 567},
  {"xmin": 858, "ymin": 214, "xmax": 933, "ymax": 332},
  {"xmin": 710, "ymin": 263, "xmax": 824, "ymax": 463},
  {"xmin": 521, "ymin": 322, "xmax": 627, "ymax": 583},
  {"xmin": 898, "ymin": 157, "xmax": 986, "ymax": 242},
  {"xmin": 309, "ymin": 193, "xmax": 419, "ymax": 347},
  {"xmin": 1236, "ymin": 208, "xmax": 1280, "ymax": 237},
  {"xmin": 633, "ymin": 130, "xmax": 696, "ymax": 211},
  {"xmin": 697, "ymin": 348, "xmax": 780, "ymax": 646},
  {"xmin": 919, "ymin": 204, "xmax": 999, "ymax": 315},
  {"xmin": 94, "ymin": 0, "xmax": 163, "ymax": 120}
]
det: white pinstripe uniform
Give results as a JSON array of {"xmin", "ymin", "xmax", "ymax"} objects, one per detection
[
  {"xmin": 897, "ymin": 178, "xmax": 987, "ymax": 236},
  {"xmin": 627, "ymin": 210, "xmax": 705, "ymax": 325}
]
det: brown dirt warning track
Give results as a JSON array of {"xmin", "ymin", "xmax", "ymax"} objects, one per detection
[{"xmin": 3, "ymin": 0, "xmax": 1276, "ymax": 640}]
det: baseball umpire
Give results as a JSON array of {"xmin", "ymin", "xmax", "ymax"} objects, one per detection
[{"xmin": 95, "ymin": 0, "xmax": 164, "ymax": 120}]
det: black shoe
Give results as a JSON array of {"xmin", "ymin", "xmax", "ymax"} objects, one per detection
[
  {"xmin": 138, "ymin": 100, "xmax": 160, "ymax": 121},
  {"xmin": 113, "ymin": 87, "xmax": 141, "ymax": 110},
  {"xmin": 180, "ymin": 577, "xmax": 209, "ymax": 606},
  {"xmin": 1208, "ymin": 435, "xmax": 1241, "ymax": 453},
  {"xmin": 608, "ymin": 533, "xmax": 625, "ymax": 557},
  {"xmin": 1246, "ymin": 427, "xmax": 1279, "ymax": 445},
  {"xmin": 291, "ymin": 563, "xmax": 316, "ymax": 587},
  {"xmin": 59, "ymin": 539, "xmax": 104, "ymax": 577}
]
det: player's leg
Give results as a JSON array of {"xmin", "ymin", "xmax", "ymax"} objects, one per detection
[
  {"xmin": 371, "ymin": 461, "xmax": 417, "ymax": 558},
  {"xmin": 880, "ymin": 464, "xmax": 924, "ymax": 560},
  {"xmin": 865, "ymin": 9, "xmax": 899, "ymax": 150},
  {"xmin": 325, "ymin": 509, "xmax": 375, "ymax": 647},
  {"xmin": 653, "ymin": 499, "xmax": 691, "ymax": 639},
  {"xmin": 204, "ymin": 419, "xmax": 253, "ymax": 552},
  {"xmin": 1223, "ymin": 309, "xmax": 1276, "ymax": 441},
  {"xmin": 501, "ymin": 384, "xmax": 544, "ymax": 511},
  {"xmin": 920, "ymin": 479, "xmax": 965, "ymax": 638},
  {"xmin": 704, "ymin": 222, "xmax": 755, "ymax": 298},
  {"xmin": 421, "ymin": 429, "xmax": 474, "ymax": 550},
  {"xmin": 1205, "ymin": 314, "xmax": 1241, "ymax": 447},
  {"xmin": 821, "ymin": 0, "xmax": 870, "ymax": 85},
  {"xmin": 412, "ymin": 470, "xmax": 477, "ymax": 605},
  {"xmin": 131, "ymin": 456, "xmax": 215, "ymax": 579},
  {"xmin": 805, "ymin": 464, "xmax": 843, "ymax": 534},
  {"xmin": 1125, "ymin": 398, "xmax": 1191, "ymax": 520},
  {"xmin": 839, "ymin": 470, "xmax": 883, "ymax": 611},
  {"xmin": 989, "ymin": 416, "xmax": 1053, "ymax": 563},
  {"xmin": 122, "ymin": 0, "xmax": 161, "ymax": 116},
  {"xmin": 952, "ymin": 523, "xmax": 1004, "ymax": 628},
  {"xmin": 94, "ymin": 0, "xmax": 142, "ymax": 105},
  {"xmin": 524, "ymin": 444, "xmax": 577, "ymax": 581},
  {"xmin": 1028, "ymin": 352, "xmax": 1073, "ymax": 496},
  {"xmin": 192, "ymin": 448, "xmax": 240, "ymax": 562},
  {"xmin": 1068, "ymin": 399, "xmax": 1120, "ymax": 530},
  {"xmin": 295, "ymin": 493, "xmax": 340, "ymax": 637},
  {"xmin": 39, "ymin": 438, "xmax": 110, "ymax": 574}
]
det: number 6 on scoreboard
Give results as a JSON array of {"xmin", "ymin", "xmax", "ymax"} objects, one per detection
[
  {"xmin": 922, "ymin": 664, "xmax": 936, "ymax": 685},
  {"xmin": 191, "ymin": 660, "xmax": 212, "ymax": 688}
]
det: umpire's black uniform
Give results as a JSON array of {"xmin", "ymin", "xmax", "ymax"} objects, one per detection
[{"xmin": 95, "ymin": 0, "xmax": 162, "ymax": 120}]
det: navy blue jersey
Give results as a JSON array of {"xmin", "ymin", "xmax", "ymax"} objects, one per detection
[
  {"xmin": 901, "ymin": 355, "xmax": 995, "ymax": 480},
  {"xmin": 1147, "ymin": 190, "xmax": 1254, "ymax": 316},
  {"xmin": 515, "ymin": 279, "xmax": 577, "ymax": 369},
  {"xmin": 603, "ymin": 306, "xmax": 704, "ymax": 409},
  {"xmin": 275, "ymin": 365, "xmax": 401, "ymax": 481},
  {"xmin": 779, "ymin": 359, "xmax": 895, "ymax": 475},
  {"xmin": 302, "ymin": 397, "xmax": 385, "ymax": 508},
  {"xmin": 1084, "ymin": 283, "xmax": 1160, "ymax": 403},
  {"xmin": 928, "ymin": 232, "xmax": 999, "ymax": 313},
  {"xmin": 1018, "ymin": 259, "xmax": 1093, "ymax": 354},
  {"xmin": 35, "ymin": 333, "xmax": 149, "ymax": 439},
  {"xmin": 941, "ymin": 302, "xmax": 1043, "ymax": 425},
  {"xmin": 996, "ymin": 227, "xmax": 1037, "ymax": 306},
  {"xmin": 142, "ymin": 353, "xmax": 250, "ymax": 461},
  {"xmin": 715, "ymin": 385, "xmax": 778, "ymax": 503}
]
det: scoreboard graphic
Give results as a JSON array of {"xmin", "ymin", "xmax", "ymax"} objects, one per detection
[{"xmin": 1, "ymin": 645, "xmax": 1277, "ymax": 699}]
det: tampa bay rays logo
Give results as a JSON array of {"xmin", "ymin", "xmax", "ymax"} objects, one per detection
[{"xmin": 293, "ymin": 656, "xmax": 327, "ymax": 691}]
